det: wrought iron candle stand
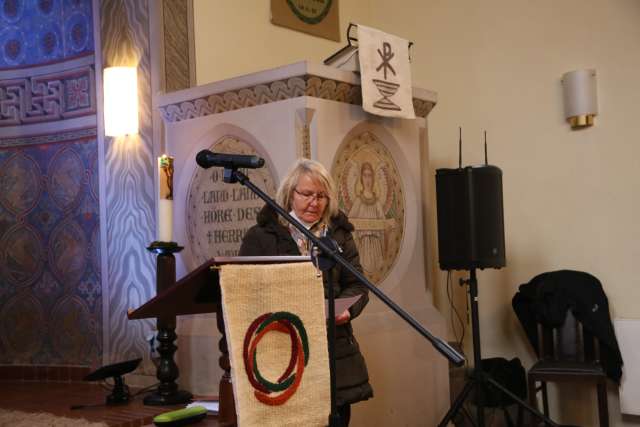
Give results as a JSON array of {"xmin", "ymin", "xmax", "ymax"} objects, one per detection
[{"xmin": 144, "ymin": 241, "xmax": 192, "ymax": 406}]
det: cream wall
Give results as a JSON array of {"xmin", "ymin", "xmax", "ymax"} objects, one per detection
[
  {"xmin": 194, "ymin": 0, "xmax": 373, "ymax": 85},
  {"xmin": 193, "ymin": 0, "xmax": 640, "ymax": 425},
  {"xmin": 371, "ymin": 0, "xmax": 640, "ymax": 426}
]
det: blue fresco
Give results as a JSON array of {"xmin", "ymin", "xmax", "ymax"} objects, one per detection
[
  {"xmin": 0, "ymin": 136, "xmax": 102, "ymax": 365},
  {"xmin": 0, "ymin": 0, "xmax": 94, "ymax": 69}
]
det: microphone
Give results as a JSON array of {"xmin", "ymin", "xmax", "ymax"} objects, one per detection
[{"xmin": 196, "ymin": 150, "xmax": 265, "ymax": 169}]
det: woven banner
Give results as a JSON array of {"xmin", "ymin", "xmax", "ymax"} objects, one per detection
[
  {"xmin": 358, "ymin": 24, "xmax": 415, "ymax": 119},
  {"xmin": 219, "ymin": 263, "xmax": 330, "ymax": 427}
]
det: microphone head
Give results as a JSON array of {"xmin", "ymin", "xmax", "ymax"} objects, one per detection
[
  {"xmin": 195, "ymin": 149, "xmax": 265, "ymax": 169},
  {"xmin": 253, "ymin": 156, "xmax": 265, "ymax": 168},
  {"xmin": 196, "ymin": 150, "xmax": 213, "ymax": 169}
]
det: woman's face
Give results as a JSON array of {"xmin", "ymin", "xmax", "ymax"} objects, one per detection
[
  {"xmin": 292, "ymin": 173, "xmax": 328, "ymax": 224},
  {"xmin": 362, "ymin": 166, "xmax": 374, "ymax": 190}
]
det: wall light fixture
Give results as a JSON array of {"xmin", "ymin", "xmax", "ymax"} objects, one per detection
[
  {"xmin": 562, "ymin": 69, "xmax": 598, "ymax": 129},
  {"xmin": 104, "ymin": 66, "xmax": 139, "ymax": 137}
]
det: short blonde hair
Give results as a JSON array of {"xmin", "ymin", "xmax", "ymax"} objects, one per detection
[{"xmin": 276, "ymin": 158, "xmax": 338, "ymax": 225}]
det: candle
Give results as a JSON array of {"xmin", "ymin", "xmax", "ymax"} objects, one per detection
[{"xmin": 158, "ymin": 155, "xmax": 174, "ymax": 242}]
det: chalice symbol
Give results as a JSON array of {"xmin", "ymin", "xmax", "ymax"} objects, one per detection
[
  {"xmin": 372, "ymin": 79, "xmax": 401, "ymax": 111},
  {"xmin": 373, "ymin": 42, "xmax": 401, "ymax": 111}
]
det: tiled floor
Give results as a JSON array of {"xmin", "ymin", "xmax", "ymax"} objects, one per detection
[{"xmin": 0, "ymin": 381, "xmax": 220, "ymax": 426}]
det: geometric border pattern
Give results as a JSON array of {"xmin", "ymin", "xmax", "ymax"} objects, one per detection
[
  {"xmin": 158, "ymin": 75, "xmax": 435, "ymax": 123},
  {"xmin": 0, "ymin": 65, "xmax": 96, "ymax": 127},
  {"xmin": 0, "ymin": 126, "xmax": 98, "ymax": 148}
]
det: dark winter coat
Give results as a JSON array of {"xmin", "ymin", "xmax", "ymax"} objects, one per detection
[
  {"xmin": 512, "ymin": 270, "xmax": 623, "ymax": 382},
  {"xmin": 239, "ymin": 205, "xmax": 374, "ymax": 406}
]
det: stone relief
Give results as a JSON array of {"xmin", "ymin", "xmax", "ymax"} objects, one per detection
[
  {"xmin": 186, "ymin": 135, "xmax": 276, "ymax": 267},
  {"xmin": 332, "ymin": 130, "xmax": 404, "ymax": 284}
]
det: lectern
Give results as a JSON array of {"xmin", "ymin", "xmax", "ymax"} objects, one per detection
[{"xmin": 128, "ymin": 256, "xmax": 309, "ymax": 426}]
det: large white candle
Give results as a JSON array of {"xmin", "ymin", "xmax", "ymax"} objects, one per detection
[
  {"xmin": 158, "ymin": 199, "xmax": 173, "ymax": 242},
  {"xmin": 158, "ymin": 155, "xmax": 174, "ymax": 242}
]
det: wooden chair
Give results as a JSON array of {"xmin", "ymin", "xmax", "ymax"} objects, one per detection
[{"xmin": 527, "ymin": 309, "xmax": 609, "ymax": 426}]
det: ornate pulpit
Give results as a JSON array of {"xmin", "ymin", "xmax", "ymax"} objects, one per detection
[{"xmin": 154, "ymin": 61, "xmax": 449, "ymax": 425}]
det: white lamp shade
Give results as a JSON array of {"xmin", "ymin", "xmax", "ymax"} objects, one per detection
[
  {"xmin": 562, "ymin": 69, "xmax": 598, "ymax": 121},
  {"xmin": 104, "ymin": 67, "xmax": 139, "ymax": 136}
]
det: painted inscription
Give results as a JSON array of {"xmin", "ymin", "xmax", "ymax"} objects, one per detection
[{"xmin": 186, "ymin": 136, "xmax": 276, "ymax": 266}]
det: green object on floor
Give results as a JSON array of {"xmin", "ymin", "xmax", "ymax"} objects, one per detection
[{"xmin": 153, "ymin": 406, "xmax": 207, "ymax": 426}]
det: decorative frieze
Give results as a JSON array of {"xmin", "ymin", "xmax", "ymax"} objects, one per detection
[
  {"xmin": 158, "ymin": 75, "xmax": 434, "ymax": 123},
  {"xmin": 0, "ymin": 126, "xmax": 97, "ymax": 148},
  {"xmin": 0, "ymin": 65, "xmax": 96, "ymax": 127}
]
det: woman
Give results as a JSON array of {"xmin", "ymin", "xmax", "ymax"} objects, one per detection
[{"xmin": 239, "ymin": 158, "xmax": 373, "ymax": 425}]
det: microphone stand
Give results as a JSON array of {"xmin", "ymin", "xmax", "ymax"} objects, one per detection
[{"xmin": 221, "ymin": 167, "xmax": 465, "ymax": 426}]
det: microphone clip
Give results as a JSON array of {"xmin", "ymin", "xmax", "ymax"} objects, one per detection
[
  {"xmin": 223, "ymin": 167, "xmax": 239, "ymax": 184},
  {"xmin": 222, "ymin": 167, "xmax": 250, "ymax": 185},
  {"xmin": 311, "ymin": 237, "xmax": 342, "ymax": 273}
]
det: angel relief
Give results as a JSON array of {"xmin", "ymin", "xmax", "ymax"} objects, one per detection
[{"xmin": 334, "ymin": 132, "xmax": 404, "ymax": 284}]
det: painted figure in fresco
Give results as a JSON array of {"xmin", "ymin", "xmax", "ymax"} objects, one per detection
[
  {"xmin": 348, "ymin": 162, "xmax": 387, "ymax": 278},
  {"xmin": 334, "ymin": 130, "xmax": 404, "ymax": 284}
]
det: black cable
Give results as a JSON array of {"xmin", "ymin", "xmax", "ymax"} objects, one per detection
[
  {"xmin": 446, "ymin": 271, "xmax": 466, "ymax": 351},
  {"xmin": 70, "ymin": 402, "xmax": 106, "ymax": 410},
  {"xmin": 132, "ymin": 382, "xmax": 160, "ymax": 397},
  {"xmin": 70, "ymin": 380, "xmax": 159, "ymax": 410},
  {"xmin": 99, "ymin": 379, "xmax": 113, "ymax": 392},
  {"xmin": 446, "ymin": 271, "xmax": 474, "ymax": 424}
]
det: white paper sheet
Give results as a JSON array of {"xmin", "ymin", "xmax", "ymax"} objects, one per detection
[
  {"xmin": 325, "ymin": 295, "xmax": 362, "ymax": 319},
  {"xmin": 187, "ymin": 400, "xmax": 219, "ymax": 413}
]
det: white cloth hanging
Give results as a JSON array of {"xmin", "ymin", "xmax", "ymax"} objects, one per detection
[{"xmin": 357, "ymin": 24, "xmax": 415, "ymax": 119}]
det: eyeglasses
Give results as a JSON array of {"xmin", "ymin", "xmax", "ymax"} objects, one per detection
[{"xmin": 293, "ymin": 188, "xmax": 329, "ymax": 202}]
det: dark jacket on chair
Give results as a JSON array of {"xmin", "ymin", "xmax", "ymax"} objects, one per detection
[
  {"xmin": 239, "ymin": 205, "xmax": 374, "ymax": 406},
  {"xmin": 512, "ymin": 270, "xmax": 623, "ymax": 382}
]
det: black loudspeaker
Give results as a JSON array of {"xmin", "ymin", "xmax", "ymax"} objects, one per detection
[{"xmin": 435, "ymin": 165, "xmax": 506, "ymax": 270}]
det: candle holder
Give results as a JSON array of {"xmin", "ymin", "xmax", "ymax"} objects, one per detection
[{"xmin": 144, "ymin": 241, "xmax": 192, "ymax": 406}]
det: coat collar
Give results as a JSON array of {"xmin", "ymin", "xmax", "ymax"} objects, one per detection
[{"xmin": 256, "ymin": 204, "xmax": 354, "ymax": 233}]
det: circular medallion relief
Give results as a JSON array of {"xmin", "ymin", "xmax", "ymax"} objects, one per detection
[
  {"xmin": 186, "ymin": 136, "xmax": 276, "ymax": 266},
  {"xmin": 332, "ymin": 131, "xmax": 405, "ymax": 284},
  {"xmin": 48, "ymin": 147, "xmax": 84, "ymax": 211},
  {"xmin": 50, "ymin": 295, "xmax": 94, "ymax": 363},
  {"xmin": 1, "ymin": 0, "xmax": 24, "ymax": 23},
  {"xmin": 0, "ymin": 26, "xmax": 26, "ymax": 65},
  {"xmin": 65, "ymin": 12, "xmax": 89, "ymax": 52},
  {"xmin": 0, "ymin": 152, "xmax": 41, "ymax": 215},
  {"xmin": 0, "ymin": 293, "xmax": 45, "ymax": 359},
  {"xmin": 48, "ymin": 219, "xmax": 88, "ymax": 288},
  {"xmin": 286, "ymin": 0, "xmax": 333, "ymax": 24},
  {"xmin": 0, "ymin": 223, "xmax": 44, "ymax": 288},
  {"xmin": 39, "ymin": 27, "xmax": 60, "ymax": 59}
]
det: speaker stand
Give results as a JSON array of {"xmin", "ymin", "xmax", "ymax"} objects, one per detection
[{"xmin": 438, "ymin": 269, "xmax": 558, "ymax": 427}]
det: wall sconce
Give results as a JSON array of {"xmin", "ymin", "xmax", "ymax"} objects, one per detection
[
  {"xmin": 561, "ymin": 69, "xmax": 598, "ymax": 129},
  {"xmin": 104, "ymin": 66, "xmax": 139, "ymax": 137}
]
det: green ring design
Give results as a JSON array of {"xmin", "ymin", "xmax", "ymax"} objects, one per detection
[{"xmin": 285, "ymin": 0, "xmax": 333, "ymax": 25}]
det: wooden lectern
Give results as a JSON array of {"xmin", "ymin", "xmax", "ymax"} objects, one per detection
[{"xmin": 128, "ymin": 256, "xmax": 309, "ymax": 426}]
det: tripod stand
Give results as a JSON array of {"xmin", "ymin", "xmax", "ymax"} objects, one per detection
[{"xmin": 438, "ymin": 269, "xmax": 559, "ymax": 427}]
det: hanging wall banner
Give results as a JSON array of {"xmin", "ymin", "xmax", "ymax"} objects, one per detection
[
  {"xmin": 357, "ymin": 24, "xmax": 415, "ymax": 119},
  {"xmin": 220, "ymin": 263, "xmax": 330, "ymax": 427},
  {"xmin": 271, "ymin": 0, "xmax": 340, "ymax": 42}
]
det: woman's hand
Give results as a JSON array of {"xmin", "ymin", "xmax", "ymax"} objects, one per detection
[{"xmin": 335, "ymin": 309, "xmax": 351, "ymax": 325}]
